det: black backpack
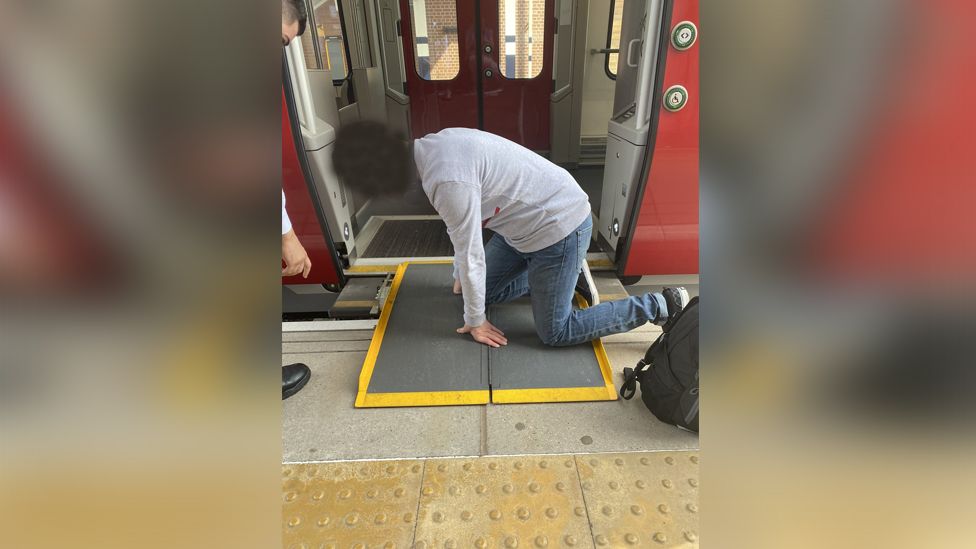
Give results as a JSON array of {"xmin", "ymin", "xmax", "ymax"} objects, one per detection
[{"xmin": 620, "ymin": 296, "xmax": 699, "ymax": 432}]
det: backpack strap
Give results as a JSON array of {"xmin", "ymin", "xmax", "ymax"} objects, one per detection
[
  {"xmin": 619, "ymin": 358, "xmax": 650, "ymax": 400},
  {"xmin": 619, "ymin": 327, "xmax": 669, "ymax": 400}
]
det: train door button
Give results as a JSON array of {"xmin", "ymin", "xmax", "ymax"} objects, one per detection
[
  {"xmin": 671, "ymin": 21, "xmax": 698, "ymax": 51},
  {"xmin": 663, "ymin": 85, "xmax": 688, "ymax": 112}
]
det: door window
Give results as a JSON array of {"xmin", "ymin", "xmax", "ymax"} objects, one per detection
[
  {"xmin": 606, "ymin": 0, "xmax": 625, "ymax": 78},
  {"xmin": 313, "ymin": 0, "xmax": 350, "ymax": 80},
  {"xmin": 498, "ymin": 0, "xmax": 546, "ymax": 79},
  {"xmin": 408, "ymin": 0, "xmax": 461, "ymax": 80}
]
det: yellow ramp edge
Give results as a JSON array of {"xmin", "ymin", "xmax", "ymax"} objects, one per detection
[
  {"xmin": 357, "ymin": 264, "xmax": 617, "ymax": 408},
  {"xmin": 490, "ymin": 295, "xmax": 617, "ymax": 404},
  {"xmin": 356, "ymin": 261, "xmax": 490, "ymax": 408}
]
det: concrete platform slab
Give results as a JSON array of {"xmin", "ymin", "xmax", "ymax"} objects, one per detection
[
  {"xmin": 282, "ymin": 349, "xmax": 484, "ymax": 462},
  {"xmin": 484, "ymin": 342, "xmax": 699, "ymax": 456}
]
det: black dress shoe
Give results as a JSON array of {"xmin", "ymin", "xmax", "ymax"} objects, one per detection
[{"xmin": 282, "ymin": 363, "xmax": 311, "ymax": 400}]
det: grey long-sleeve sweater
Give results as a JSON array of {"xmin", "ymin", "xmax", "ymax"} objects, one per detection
[{"xmin": 414, "ymin": 128, "xmax": 591, "ymax": 326}]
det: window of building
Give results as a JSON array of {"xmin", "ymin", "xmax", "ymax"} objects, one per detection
[{"xmin": 408, "ymin": 0, "xmax": 460, "ymax": 80}]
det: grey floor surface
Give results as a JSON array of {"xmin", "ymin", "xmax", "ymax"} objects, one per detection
[
  {"xmin": 282, "ymin": 299, "xmax": 699, "ymax": 463},
  {"xmin": 568, "ymin": 166, "xmax": 604, "ymax": 215},
  {"xmin": 361, "ymin": 219, "xmax": 454, "ymax": 258}
]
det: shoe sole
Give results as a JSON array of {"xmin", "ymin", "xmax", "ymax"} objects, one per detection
[
  {"xmin": 282, "ymin": 371, "xmax": 311, "ymax": 400},
  {"xmin": 660, "ymin": 287, "xmax": 691, "ymax": 331},
  {"xmin": 675, "ymin": 287, "xmax": 690, "ymax": 309}
]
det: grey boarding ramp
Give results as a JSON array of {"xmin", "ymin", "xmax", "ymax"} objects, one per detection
[{"xmin": 355, "ymin": 263, "xmax": 616, "ymax": 407}]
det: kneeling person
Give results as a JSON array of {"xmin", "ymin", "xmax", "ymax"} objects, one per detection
[{"xmin": 332, "ymin": 122, "xmax": 688, "ymax": 348}]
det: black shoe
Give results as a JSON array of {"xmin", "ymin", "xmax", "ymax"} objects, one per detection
[
  {"xmin": 660, "ymin": 287, "xmax": 690, "ymax": 332},
  {"xmin": 575, "ymin": 271, "xmax": 593, "ymax": 306},
  {"xmin": 282, "ymin": 363, "xmax": 311, "ymax": 400}
]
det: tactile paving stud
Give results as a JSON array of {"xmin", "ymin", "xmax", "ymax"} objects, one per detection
[
  {"xmin": 576, "ymin": 452, "xmax": 699, "ymax": 547},
  {"xmin": 282, "ymin": 460, "xmax": 424, "ymax": 549},
  {"xmin": 415, "ymin": 456, "xmax": 594, "ymax": 548}
]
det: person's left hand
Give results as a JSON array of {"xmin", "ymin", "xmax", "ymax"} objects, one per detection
[
  {"xmin": 282, "ymin": 229, "xmax": 312, "ymax": 278},
  {"xmin": 457, "ymin": 320, "xmax": 508, "ymax": 348}
]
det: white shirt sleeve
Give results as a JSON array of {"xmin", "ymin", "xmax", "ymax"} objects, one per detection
[
  {"xmin": 430, "ymin": 181, "xmax": 486, "ymax": 327},
  {"xmin": 282, "ymin": 190, "xmax": 292, "ymax": 236}
]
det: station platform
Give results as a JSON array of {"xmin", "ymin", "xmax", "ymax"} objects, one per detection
[
  {"xmin": 355, "ymin": 262, "xmax": 616, "ymax": 408},
  {"xmin": 282, "ymin": 273, "xmax": 700, "ymax": 547}
]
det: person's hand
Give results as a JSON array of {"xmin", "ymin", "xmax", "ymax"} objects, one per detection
[
  {"xmin": 282, "ymin": 229, "xmax": 312, "ymax": 278},
  {"xmin": 457, "ymin": 320, "xmax": 507, "ymax": 348},
  {"xmin": 453, "ymin": 278, "xmax": 462, "ymax": 295}
]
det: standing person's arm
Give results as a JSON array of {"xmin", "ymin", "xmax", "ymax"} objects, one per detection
[
  {"xmin": 429, "ymin": 182, "xmax": 507, "ymax": 347},
  {"xmin": 282, "ymin": 190, "xmax": 312, "ymax": 278}
]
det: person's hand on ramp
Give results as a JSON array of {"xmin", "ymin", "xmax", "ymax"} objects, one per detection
[{"xmin": 457, "ymin": 320, "xmax": 508, "ymax": 348}]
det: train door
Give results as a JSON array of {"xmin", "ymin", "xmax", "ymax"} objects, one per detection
[
  {"xmin": 281, "ymin": 50, "xmax": 347, "ymax": 287},
  {"xmin": 398, "ymin": 0, "xmax": 555, "ymax": 150},
  {"xmin": 596, "ymin": 0, "xmax": 699, "ymax": 276}
]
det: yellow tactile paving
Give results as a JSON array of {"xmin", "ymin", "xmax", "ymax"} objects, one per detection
[
  {"xmin": 282, "ymin": 452, "xmax": 700, "ymax": 549},
  {"xmin": 414, "ymin": 456, "xmax": 594, "ymax": 549},
  {"xmin": 281, "ymin": 460, "xmax": 425, "ymax": 549},
  {"xmin": 576, "ymin": 452, "xmax": 700, "ymax": 548}
]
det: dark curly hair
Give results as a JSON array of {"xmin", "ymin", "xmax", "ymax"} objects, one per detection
[{"xmin": 332, "ymin": 121, "xmax": 414, "ymax": 198}]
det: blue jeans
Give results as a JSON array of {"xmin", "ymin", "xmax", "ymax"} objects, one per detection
[{"xmin": 484, "ymin": 216, "xmax": 667, "ymax": 347}]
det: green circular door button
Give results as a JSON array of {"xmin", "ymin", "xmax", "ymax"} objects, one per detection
[
  {"xmin": 671, "ymin": 21, "xmax": 697, "ymax": 51},
  {"xmin": 663, "ymin": 85, "xmax": 688, "ymax": 112}
]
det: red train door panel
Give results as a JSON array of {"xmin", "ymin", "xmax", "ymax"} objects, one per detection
[
  {"xmin": 399, "ymin": 0, "xmax": 479, "ymax": 137},
  {"xmin": 399, "ymin": 0, "xmax": 554, "ymax": 150},
  {"xmin": 479, "ymin": 0, "xmax": 554, "ymax": 150},
  {"xmin": 281, "ymin": 89, "xmax": 344, "ymax": 286},
  {"xmin": 619, "ymin": 0, "xmax": 699, "ymax": 276}
]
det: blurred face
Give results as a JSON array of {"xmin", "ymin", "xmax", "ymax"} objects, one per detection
[{"xmin": 282, "ymin": 19, "xmax": 299, "ymax": 46}]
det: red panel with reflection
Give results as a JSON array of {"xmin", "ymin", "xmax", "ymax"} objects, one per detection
[
  {"xmin": 811, "ymin": 0, "xmax": 976, "ymax": 282},
  {"xmin": 0, "ymin": 94, "xmax": 116, "ymax": 294}
]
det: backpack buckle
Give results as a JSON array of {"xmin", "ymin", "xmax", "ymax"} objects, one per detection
[{"xmin": 619, "ymin": 360, "xmax": 645, "ymax": 400}]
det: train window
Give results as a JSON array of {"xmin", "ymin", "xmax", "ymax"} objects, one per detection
[
  {"xmin": 300, "ymin": 30, "xmax": 322, "ymax": 70},
  {"xmin": 498, "ymin": 0, "xmax": 546, "ymax": 79},
  {"xmin": 408, "ymin": 0, "xmax": 460, "ymax": 80},
  {"xmin": 313, "ymin": 0, "xmax": 350, "ymax": 80},
  {"xmin": 605, "ymin": 0, "xmax": 625, "ymax": 79}
]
